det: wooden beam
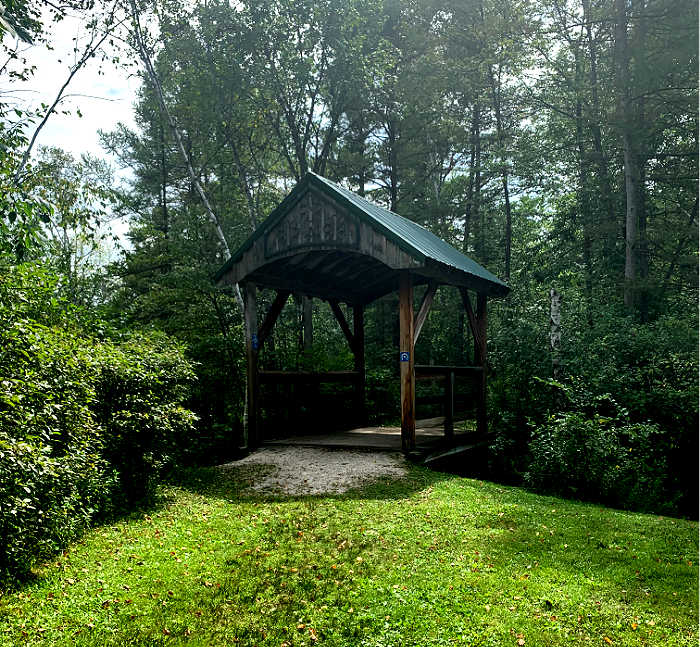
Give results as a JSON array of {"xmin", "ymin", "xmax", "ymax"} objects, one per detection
[
  {"xmin": 444, "ymin": 369, "xmax": 455, "ymax": 439},
  {"xmin": 329, "ymin": 300, "xmax": 356, "ymax": 352},
  {"xmin": 418, "ymin": 260, "xmax": 510, "ymax": 298},
  {"xmin": 250, "ymin": 271, "xmax": 363, "ymax": 303},
  {"xmin": 353, "ymin": 303, "xmax": 367, "ymax": 426},
  {"xmin": 476, "ymin": 292, "xmax": 488, "ymax": 436},
  {"xmin": 459, "ymin": 287, "xmax": 482, "ymax": 352},
  {"xmin": 413, "ymin": 282, "xmax": 438, "ymax": 345},
  {"xmin": 257, "ymin": 290, "xmax": 290, "ymax": 347},
  {"xmin": 399, "ymin": 272, "xmax": 416, "ymax": 452},
  {"xmin": 243, "ymin": 282, "xmax": 259, "ymax": 449},
  {"xmin": 318, "ymin": 251, "xmax": 350, "ymax": 274}
]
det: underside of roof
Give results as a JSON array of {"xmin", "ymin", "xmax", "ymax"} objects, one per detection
[{"xmin": 215, "ymin": 173, "xmax": 510, "ymax": 303}]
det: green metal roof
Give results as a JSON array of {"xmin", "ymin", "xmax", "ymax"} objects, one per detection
[{"xmin": 215, "ymin": 172, "xmax": 509, "ymax": 294}]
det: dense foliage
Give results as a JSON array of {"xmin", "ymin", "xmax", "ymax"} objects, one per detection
[
  {"xmin": 0, "ymin": 264, "xmax": 196, "ymax": 582},
  {"xmin": 95, "ymin": 0, "xmax": 696, "ymax": 515},
  {"xmin": 0, "ymin": 0, "xmax": 696, "ymax": 586}
]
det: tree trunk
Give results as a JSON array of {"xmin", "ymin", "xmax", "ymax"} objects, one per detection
[
  {"xmin": 463, "ymin": 103, "xmax": 480, "ymax": 253},
  {"xmin": 129, "ymin": 0, "xmax": 232, "ymax": 265},
  {"xmin": 471, "ymin": 103, "xmax": 483, "ymax": 261},
  {"xmin": 615, "ymin": 0, "xmax": 639, "ymax": 311},
  {"xmin": 549, "ymin": 288, "xmax": 562, "ymax": 381},
  {"xmin": 303, "ymin": 296, "xmax": 313, "ymax": 353},
  {"xmin": 582, "ymin": 0, "xmax": 616, "ymax": 258},
  {"xmin": 574, "ymin": 46, "xmax": 594, "ymax": 326},
  {"xmin": 387, "ymin": 117, "xmax": 399, "ymax": 212},
  {"xmin": 489, "ymin": 67, "xmax": 512, "ymax": 280}
]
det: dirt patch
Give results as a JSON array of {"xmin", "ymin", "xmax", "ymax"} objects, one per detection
[{"xmin": 219, "ymin": 446, "xmax": 407, "ymax": 496}]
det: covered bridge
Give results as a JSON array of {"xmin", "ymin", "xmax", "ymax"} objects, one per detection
[{"xmin": 216, "ymin": 172, "xmax": 509, "ymax": 454}]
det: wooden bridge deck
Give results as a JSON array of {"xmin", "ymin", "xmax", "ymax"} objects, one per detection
[{"xmin": 263, "ymin": 417, "xmax": 464, "ymax": 452}]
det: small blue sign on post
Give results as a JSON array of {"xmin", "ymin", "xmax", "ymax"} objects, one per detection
[
  {"xmin": 399, "ymin": 351, "xmax": 410, "ymax": 362},
  {"xmin": 251, "ymin": 333, "xmax": 259, "ymax": 351}
]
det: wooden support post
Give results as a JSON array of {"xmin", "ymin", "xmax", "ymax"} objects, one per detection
[
  {"xmin": 353, "ymin": 304, "xmax": 366, "ymax": 426},
  {"xmin": 243, "ymin": 282, "xmax": 259, "ymax": 449},
  {"xmin": 303, "ymin": 295, "xmax": 313, "ymax": 351},
  {"xmin": 444, "ymin": 369, "xmax": 454, "ymax": 439},
  {"xmin": 476, "ymin": 292, "xmax": 488, "ymax": 437},
  {"xmin": 399, "ymin": 272, "xmax": 415, "ymax": 452}
]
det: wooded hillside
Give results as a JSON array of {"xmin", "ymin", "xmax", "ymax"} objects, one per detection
[{"xmin": 0, "ymin": 0, "xmax": 697, "ymax": 582}]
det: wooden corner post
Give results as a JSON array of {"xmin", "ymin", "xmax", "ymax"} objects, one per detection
[
  {"xmin": 353, "ymin": 303, "xmax": 367, "ymax": 426},
  {"xmin": 399, "ymin": 272, "xmax": 415, "ymax": 452},
  {"xmin": 243, "ymin": 282, "xmax": 259, "ymax": 449},
  {"xmin": 476, "ymin": 292, "xmax": 488, "ymax": 437}
]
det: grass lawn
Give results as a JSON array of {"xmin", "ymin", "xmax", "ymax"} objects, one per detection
[{"xmin": 0, "ymin": 461, "xmax": 697, "ymax": 646}]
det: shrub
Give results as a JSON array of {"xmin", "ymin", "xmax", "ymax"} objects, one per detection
[
  {"xmin": 0, "ymin": 316, "xmax": 116, "ymax": 582},
  {"xmin": 525, "ymin": 410, "xmax": 677, "ymax": 514},
  {"xmin": 0, "ymin": 264, "xmax": 198, "ymax": 583},
  {"xmin": 93, "ymin": 333, "xmax": 198, "ymax": 506},
  {"xmin": 0, "ymin": 432, "xmax": 114, "ymax": 582}
]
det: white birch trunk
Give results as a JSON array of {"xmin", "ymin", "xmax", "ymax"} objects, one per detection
[{"xmin": 549, "ymin": 288, "xmax": 562, "ymax": 380}]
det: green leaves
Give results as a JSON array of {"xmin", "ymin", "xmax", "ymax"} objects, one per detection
[{"xmin": 0, "ymin": 264, "xmax": 197, "ymax": 584}]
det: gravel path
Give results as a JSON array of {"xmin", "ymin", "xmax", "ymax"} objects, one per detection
[{"xmin": 220, "ymin": 446, "xmax": 407, "ymax": 495}]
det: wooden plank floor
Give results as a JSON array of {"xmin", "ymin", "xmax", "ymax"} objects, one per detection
[{"xmin": 264, "ymin": 417, "xmax": 453, "ymax": 451}]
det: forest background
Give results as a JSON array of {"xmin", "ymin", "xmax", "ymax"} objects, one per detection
[{"xmin": 0, "ymin": 0, "xmax": 697, "ymax": 583}]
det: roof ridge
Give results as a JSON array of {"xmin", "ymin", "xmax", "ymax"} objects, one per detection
[
  {"xmin": 308, "ymin": 172, "xmax": 433, "ymax": 232},
  {"xmin": 307, "ymin": 172, "xmax": 507, "ymax": 290}
]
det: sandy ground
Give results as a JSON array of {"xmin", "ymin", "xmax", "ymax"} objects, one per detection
[{"xmin": 220, "ymin": 446, "xmax": 407, "ymax": 496}]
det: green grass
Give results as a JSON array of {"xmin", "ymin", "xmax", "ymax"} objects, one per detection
[{"xmin": 0, "ymin": 463, "xmax": 697, "ymax": 646}]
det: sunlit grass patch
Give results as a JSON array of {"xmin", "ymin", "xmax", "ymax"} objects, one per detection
[{"xmin": 0, "ymin": 463, "xmax": 696, "ymax": 646}]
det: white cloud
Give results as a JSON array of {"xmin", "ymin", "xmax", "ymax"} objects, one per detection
[
  {"xmin": 7, "ymin": 9, "xmax": 139, "ymax": 166},
  {"xmin": 4, "ymin": 9, "xmax": 142, "ymax": 246}
]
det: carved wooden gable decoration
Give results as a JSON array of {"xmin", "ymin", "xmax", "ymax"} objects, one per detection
[
  {"xmin": 224, "ymin": 185, "xmax": 422, "ymax": 288},
  {"xmin": 263, "ymin": 189, "xmax": 360, "ymax": 259}
]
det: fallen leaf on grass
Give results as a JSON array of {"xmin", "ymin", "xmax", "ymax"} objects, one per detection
[{"xmin": 603, "ymin": 637, "xmax": 612, "ymax": 644}]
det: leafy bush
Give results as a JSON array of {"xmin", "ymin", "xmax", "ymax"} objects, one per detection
[
  {"xmin": 526, "ymin": 409, "xmax": 677, "ymax": 514},
  {"xmin": 0, "ymin": 432, "xmax": 114, "ymax": 582},
  {"xmin": 0, "ymin": 264, "xmax": 197, "ymax": 583},
  {"xmin": 0, "ymin": 312, "xmax": 115, "ymax": 582},
  {"xmin": 93, "ymin": 333, "xmax": 198, "ymax": 505}
]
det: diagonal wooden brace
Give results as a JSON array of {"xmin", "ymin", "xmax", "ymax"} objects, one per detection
[
  {"xmin": 414, "ymin": 282, "xmax": 438, "ymax": 345},
  {"xmin": 257, "ymin": 290, "xmax": 291, "ymax": 347},
  {"xmin": 329, "ymin": 300, "xmax": 356, "ymax": 353},
  {"xmin": 460, "ymin": 287, "xmax": 482, "ymax": 352}
]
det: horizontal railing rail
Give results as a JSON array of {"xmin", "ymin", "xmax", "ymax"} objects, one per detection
[{"xmin": 259, "ymin": 370, "xmax": 360, "ymax": 384}]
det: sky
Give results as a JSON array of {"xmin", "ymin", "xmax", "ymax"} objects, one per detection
[
  {"xmin": 9, "ymin": 9, "xmax": 139, "ymax": 174},
  {"xmin": 5, "ymin": 9, "xmax": 141, "ymax": 245}
]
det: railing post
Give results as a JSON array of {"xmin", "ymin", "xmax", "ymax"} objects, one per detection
[
  {"xmin": 243, "ymin": 282, "xmax": 259, "ymax": 449},
  {"xmin": 399, "ymin": 272, "xmax": 415, "ymax": 452},
  {"xmin": 444, "ymin": 369, "xmax": 454, "ymax": 439}
]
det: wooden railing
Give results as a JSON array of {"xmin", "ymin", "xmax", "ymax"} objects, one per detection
[
  {"xmin": 259, "ymin": 370, "xmax": 360, "ymax": 384},
  {"xmin": 414, "ymin": 365, "xmax": 482, "ymax": 436}
]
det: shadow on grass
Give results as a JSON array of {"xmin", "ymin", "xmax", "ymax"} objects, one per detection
[{"xmin": 0, "ymin": 488, "xmax": 180, "ymax": 594}]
